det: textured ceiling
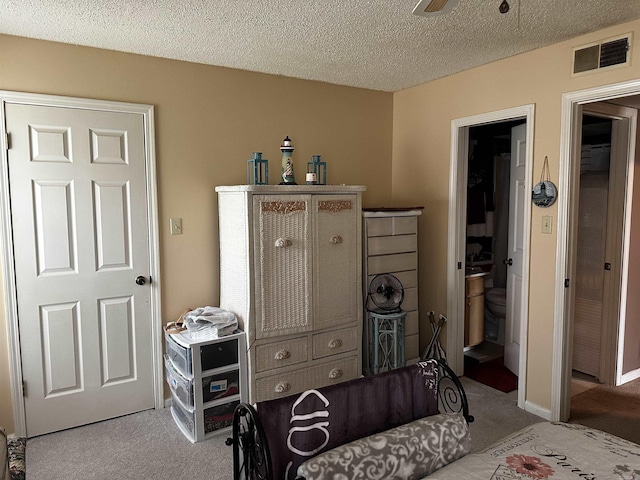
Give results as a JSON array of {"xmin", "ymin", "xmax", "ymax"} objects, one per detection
[{"xmin": 1, "ymin": 0, "xmax": 639, "ymax": 92}]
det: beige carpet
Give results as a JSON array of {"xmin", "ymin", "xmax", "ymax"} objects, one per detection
[{"xmin": 570, "ymin": 376, "xmax": 640, "ymax": 444}]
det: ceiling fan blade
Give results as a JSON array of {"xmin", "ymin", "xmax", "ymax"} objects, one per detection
[{"xmin": 412, "ymin": 0, "xmax": 459, "ymax": 17}]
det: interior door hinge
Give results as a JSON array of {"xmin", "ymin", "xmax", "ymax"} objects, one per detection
[
  {"xmin": 4, "ymin": 133, "xmax": 9, "ymax": 150},
  {"xmin": 22, "ymin": 380, "xmax": 26, "ymax": 397},
  {"xmin": 564, "ymin": 278, "xmax": 570, "ymax": 288}
]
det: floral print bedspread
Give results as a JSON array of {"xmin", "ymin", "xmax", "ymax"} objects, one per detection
[{"xmin": 428, "ymin": 422, "xmax": 640, "ymax": 480}]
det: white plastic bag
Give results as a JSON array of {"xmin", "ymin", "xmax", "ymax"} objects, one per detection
[{"xmin": 183, "ymin": 306, "xmax": 238, "ymax": 339}]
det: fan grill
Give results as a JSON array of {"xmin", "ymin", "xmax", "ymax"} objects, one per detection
[{"xmin": 367, "ymin": 274, "xmax": 404, "ymax": 313}]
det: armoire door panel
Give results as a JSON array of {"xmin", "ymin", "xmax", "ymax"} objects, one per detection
[
  {"xmin": 254, "ymin": 195, "xmax": 311, "ymax": 338},
  {"xmin": 313, "ymin": 196, "xmax": 358, "ymax": 330}
]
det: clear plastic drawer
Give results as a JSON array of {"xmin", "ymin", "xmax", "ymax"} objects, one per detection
[
  {"xmin": 164, "ymin": 354, "xmax": 193, "ymax": 408},
  {"xmin": 171, "ymin": 392, "xmax": 195, "ymax": 438},
  {"xmin": 165, "ymin": 333, "xmax": 192, "ymax": 377}
]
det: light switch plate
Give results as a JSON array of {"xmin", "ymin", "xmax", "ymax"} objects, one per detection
[
  {"xmin": 170, "ymin": 217, "xmax": 182, "ymax": 235},
  {"xmin": 542, "ymin": 215, "xmax": 552, "ymax": 234}
]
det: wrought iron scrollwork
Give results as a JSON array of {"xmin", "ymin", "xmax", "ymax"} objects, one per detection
[
  {"xmin": 436, "ymin": 359, "xmax": 475, "ymax": 424},
  {"xmin": 226, "ymin": 403, "xmax": 273, "ymax": 480}
]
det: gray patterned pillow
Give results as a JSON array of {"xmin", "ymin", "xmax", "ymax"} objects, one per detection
[{"xmin": 296, "ymin": 412, "xmax": 470, "ymax": 480}]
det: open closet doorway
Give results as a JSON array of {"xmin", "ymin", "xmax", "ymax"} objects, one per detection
[
  {"xmin": 463, "ymin": 119, "xmax": 525, "ymax": 394},
  {"xmin": 553, "ymin": 80, "xmax": 640, "ymax": 425},
  {"xmin": 447, "ymin": 105, "xmax": 534, "ymax": 411},
  {"xmin": 565, "ymin": 99, "xmax": 640, "ymax": 437}
]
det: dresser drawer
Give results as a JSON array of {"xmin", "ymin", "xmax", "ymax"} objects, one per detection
[
  {"xmin": 366, "ymin": 216, "xmax": 417, "ymax": 237},
  {"xmin": 254, "ymin": 336, "xmax": 308, "ymax": 373},
  {"xmin": 367, "ymin": 234, "xmax": 417, "ymax": 256},
  {"xmin": 368, "ymin": 252, "xmax": 417, "ymax": 276},
  {"xmin": 255, "ymin": 356, "xmax": 358, "ymax": 402},
  {"xmin": 312, "ymin": 327, "xmax": 358, "ymax": 359},
  {"xmin": 308, "ymin": 356, "xmax": 359, "ymax": 390}
]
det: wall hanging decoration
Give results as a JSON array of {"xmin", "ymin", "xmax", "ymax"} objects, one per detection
[
  {"xmin": 247, "ymin": 152, "xmax": 269, "ymax": 185},
  {"xmin": 307, "ymin": 154, "xmax": 327, "ymax": 185},
  {"xmin": 279, "ymin": 136, "xmax": 297, "ymax": 185},
  {"xmin": 532, "ymin": 156, "xmax": 557, "ymax": 207}
]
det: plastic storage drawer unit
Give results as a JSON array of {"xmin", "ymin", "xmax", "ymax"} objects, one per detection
[{"xmin": 165, "ymin": 330, "xmax": 247, "ymax": 442}]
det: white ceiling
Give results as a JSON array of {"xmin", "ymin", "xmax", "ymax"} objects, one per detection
[{"xmin": 1, "ymin": 0, "xmax": 639, "ymax": 92}]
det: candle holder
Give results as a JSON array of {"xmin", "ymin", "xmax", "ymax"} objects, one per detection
[
  {"xmin": 247, "ymin": 152, "xmax": 269, "ymax": 185},
  {"xmin": 307, "ymin": 155, "xmax": 327, "ymax": 185}
]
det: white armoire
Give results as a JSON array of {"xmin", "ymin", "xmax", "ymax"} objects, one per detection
[{"xmin": 216, "ymin": 185, "xmax": 365, "ymax": 403}]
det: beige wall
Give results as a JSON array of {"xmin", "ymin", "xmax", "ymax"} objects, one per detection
[
  {"xmin": 392, "ymin": 19, "xmax": 640, "ymax": 410},
  {"xmin": 0, "ymin": 34, "xmax": 394, "ymax": 433}
]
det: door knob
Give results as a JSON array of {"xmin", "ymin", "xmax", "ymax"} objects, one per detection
[
  {"xmin": 135, "ymin": 275, "xmax": 147, "ymax": 285},
  {"xmin": 504, "ymin": 258, "xmax": 513, "ymax": 266}
]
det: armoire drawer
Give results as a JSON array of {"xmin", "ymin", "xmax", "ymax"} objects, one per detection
[
  {"xmin": 255, "ymin": 356, "xmax": 359, "ymax": 401},
  {"xmin": 312, "ymin": 327, "xmax": 358, "ymax": 359},
  {"xmin": 254, "ymin": 336, "xmax": 308, "ymax": 373}
]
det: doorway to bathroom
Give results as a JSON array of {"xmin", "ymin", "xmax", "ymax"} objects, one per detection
[
  {"xmin": 447, "ymin": 104, "xmax": 534, "ymax": 409},
  {"xmin": 463, "ymin": 119, "xmax": 525, "ymax": 393}
]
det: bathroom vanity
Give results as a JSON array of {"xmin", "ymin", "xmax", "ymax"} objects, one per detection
[{"xmin": 464, "ymin": 272, "xmax": 487, "ymax": 347}]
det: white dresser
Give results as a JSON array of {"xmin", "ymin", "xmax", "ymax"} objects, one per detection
[
  {"xmin": 216, "ymin": 185, "xmax": 365, "ymax": 403},
  {"xmin": 363, "ymin": 208, "xmax": 423, "ymax": 366}
]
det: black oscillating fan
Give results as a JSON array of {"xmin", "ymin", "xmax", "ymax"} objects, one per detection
[{"xmin": 367, "ymin": 274, "xmax": 404, "ymax": 314}]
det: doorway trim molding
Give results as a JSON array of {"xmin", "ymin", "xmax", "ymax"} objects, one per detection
[
  {"xmin": 553, "ymin": 78, "xmax": 640, "ymax": 422},
  {"xmin": 447, "ymin": 104, "xmax": 534, "ymax": 410},
  {"xmin": 0, "ymin": 91, "xmax": 163, "ymax": 436}
]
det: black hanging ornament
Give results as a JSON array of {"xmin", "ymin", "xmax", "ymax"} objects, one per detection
[{"xmin": 499, "ymin": 0, "xmax": 510, "ymax": 13}]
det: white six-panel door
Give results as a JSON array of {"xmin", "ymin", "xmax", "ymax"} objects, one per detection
[
  {"xmin": 6, "ymin": 103, "xmax": 155, "ymax": 436},
  {"xmin": 504, "ymin": 123, "xmax": 527, "ymax": 375}
]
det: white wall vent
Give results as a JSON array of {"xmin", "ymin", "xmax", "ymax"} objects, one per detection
[{"xmin": 573, "ymin": 34, "xmax": 631, "ymax": 75}]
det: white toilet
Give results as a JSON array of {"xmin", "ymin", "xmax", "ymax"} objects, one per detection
[{"xmin": 484, "ymin": 287, "xmax": 506, "ymax": 346}]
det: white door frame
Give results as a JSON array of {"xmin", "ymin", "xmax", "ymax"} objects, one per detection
[
  {"xmin": 0, "ymin": 91, "xmax": 163, "ymax": 436},
  {"xmin": 447, "ymin": 104, "xmax": 534, "ymax": 410},
  {"xmin": 553, "ymin": 79, "xmax": 640, "ymax": 422}
]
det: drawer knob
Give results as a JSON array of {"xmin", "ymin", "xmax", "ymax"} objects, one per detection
[
  {"xmin": 328, "ymin": 339, "xmax": 343, "ymax": 349},
  {"xmin": 275, "ymin": 237, "xmax": 292, "ymax": 248},
  {"xmin": 328, "ymin": 368, "xmax": 343, "ymax": 379},
  {"xmin": 275, "ymin": 381, "xmax": 291, "ymax": 393},
  {"xmin": 274, "ymin": 349, "xmax": 291, "ymax": 360},
  {"xmin": 329, "ymin": 235, "xmax": 343, "ymax": 245}
]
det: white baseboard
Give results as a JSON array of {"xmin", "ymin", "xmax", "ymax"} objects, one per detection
[
  {"xmin": 163, "ymin": 397, "xmax": 171, "ymax": 408},
  {"xmin": 524, "ymin": 400, "xmax": 551, "ymax": 420}
]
